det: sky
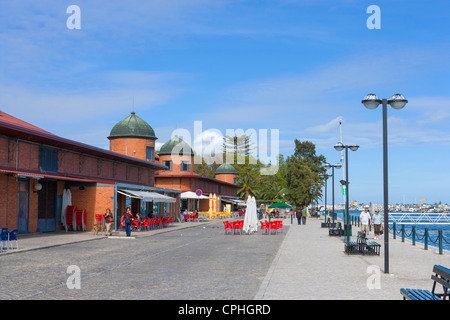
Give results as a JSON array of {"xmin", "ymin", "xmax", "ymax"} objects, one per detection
[{"xmin": 0, "ymin": 0, "xmax": 450, "ymax": 205}]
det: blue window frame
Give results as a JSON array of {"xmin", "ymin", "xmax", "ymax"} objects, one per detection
[
  {"xmin": 181, "ymin": 161, "xmax": 190, "ymax": 172},
  {"xmin": 39, "ymin": 146, "xmax": 58, "ymax": 173},
  {"xmin": 146, "ymin": 146, "xmax": 154, "ymax": 161}
]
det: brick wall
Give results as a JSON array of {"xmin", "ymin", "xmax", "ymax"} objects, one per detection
[
  {"xmin": 215, "ymin": 173, "xmax": 236, "ymax": 185},
  {"xmin": 110, "ymin": 137, "xmax": 156, "ymax": 161},
  {"xmin": 70, "ymin": 185, "xmax": 114, "ymax": 230}
]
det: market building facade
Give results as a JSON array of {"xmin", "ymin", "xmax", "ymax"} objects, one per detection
[{"xmin": 0, "ymin": 111, "xmax": 178, "ymax": 234}]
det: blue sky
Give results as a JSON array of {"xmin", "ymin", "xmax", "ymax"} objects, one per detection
[{"xmin": 1, "ymin": 0, "xmax": 450, "ymax": 205}]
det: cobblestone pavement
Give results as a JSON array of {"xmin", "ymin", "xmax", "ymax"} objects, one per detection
[{"xmin": 0, "ymin": 221, "xmax": 287, "ymax": 300}]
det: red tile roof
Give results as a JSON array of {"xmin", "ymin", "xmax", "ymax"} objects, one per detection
[
  {"xmin": 0, "ymin": 110, "xmax": 167, "ymax": 170},
  {"xmin": 0, "ymin": 111, "xmax": 55, "ymax": 136}
]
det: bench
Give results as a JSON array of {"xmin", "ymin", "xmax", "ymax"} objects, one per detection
[
  {"xmin": 321, "ymin": 218, "xmax": 337, "ymax": 228},
  {"xmin": 345, "ymin": 231, "xmax": 380, "ymax": 255},
  {"xmin": 357, "ymin": 231, "xmax": 381, "ymax": 255},
  {"xmin": 401, "ymin": 265, "xmax": 450, "ymax": 300},
  {"xmin": 329, "ymin": 222, "xmax": 344, "ymax": 236},
  {"xmin": 344, "ymin": 238, "xmax": 360, "ymax": 255}
]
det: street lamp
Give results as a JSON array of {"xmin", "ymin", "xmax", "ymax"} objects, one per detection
[
  {"xmin": 362, "ymin": 93, "xmax": 407, "ymax": 274},
  {"xmin": 334, "ymin": 143, "xmax": 359, "ymax": 243},
  {"xmin": 320, "ymin": 173, "xmax": 331, "ymax": 222},
  {"xmin": 324, "ymin": 163, "xmax": 342, "ymax": 226}
]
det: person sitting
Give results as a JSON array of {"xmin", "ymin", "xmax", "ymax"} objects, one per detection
[{"xmin": 183, "ymin": 209, "xmax": 189, "ymax": 222}]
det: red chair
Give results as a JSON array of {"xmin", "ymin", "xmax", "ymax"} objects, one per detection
[
  {"xmin": 131, "ymin": 219, "xmax": 140, "ymax": 231},
  {"xmin": 75, "ymin": 210, "xmax": 86, "ymax": 231},
  {"xmin": 223, "ymin": 221, "xmax": 233, "ymax": 235},
  {"xmin": 233, "ymin": 220, "xmax": 243, "ymax": 235},
  {"xmin": 94, "ymin": 214, "xmax": 104, "ymax": 227},
  {"xmin": 260, "ymin": 221, "xmax": 269, "ymax": 234},
  {"xmin": 269, "ymin": 221, "xmax": 279, "ymax": 234},
  {"xmin": 119, "ymin": 217, "xmax": 126, "ymax": 229},
  {"xmin": 65, "ymin": 205, "xmax": 77, "ymax": 231},
  {"xmin": 148, "ymin": 218, "xmax": 155, "ymax": 230},
  {"xmin": 156, "ymin": 217, "xmax": 162, "ymax": 229},
  {"xmin": 276, "ymin": 220, "xmax": 283, "ymax": 233},
  {"xmin": 184, "ymin": 214, "xmax": 189, "ymax": 222},
  {"xmin": 141, "ymin": 218, "xmax": 149, "ymax": 231}
]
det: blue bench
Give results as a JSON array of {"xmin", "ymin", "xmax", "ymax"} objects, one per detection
[{"xmin": 401, "ymin": 265, "xmax": 450, "ymax": 300}]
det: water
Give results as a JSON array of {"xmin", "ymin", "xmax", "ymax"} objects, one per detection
[{"xmin": 332, "ymin": 210, "xmax": 450, "ymax": 252}]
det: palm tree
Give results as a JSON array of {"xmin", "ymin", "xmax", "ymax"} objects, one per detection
[{"xmin": 237, "ymin": 175, "xmax": 259, "ymax": 199}]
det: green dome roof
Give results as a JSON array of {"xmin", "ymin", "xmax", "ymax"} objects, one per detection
[
  {"xmin": 159, "ymin": 135, "xmax": 194, "ymax": 156},
  {"xmin": 216, "ymin": 163, "xmax": 237, "ymax": 175},
  {"xmin": 108, "ymin": 112, "xmax": 156, "ymax": 139}
]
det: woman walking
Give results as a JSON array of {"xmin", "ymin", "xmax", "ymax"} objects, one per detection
[
  {"xmin": 122, "ymin": 207, "xmax": 133, "ymax": 237},
  {"xmin": 372, "ymin": 209, "xmax": 382, "ymax": 240},
  {"xmin": 104, "ymin": 208, "xmax": 114, "ymax": 236}
]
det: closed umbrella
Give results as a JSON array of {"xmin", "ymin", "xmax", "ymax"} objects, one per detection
[
  {"xmin": 61, "ymin": 189, "xmax": 72, "ymax": 228},
  {"xmin": 243, "ymin": 196, "xmax": 258, "ymax": 234}
]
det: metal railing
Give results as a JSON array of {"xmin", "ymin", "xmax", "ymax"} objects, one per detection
[{"xmin": 350, "ymin": 216, "xmax": 449, "ymax": 255}]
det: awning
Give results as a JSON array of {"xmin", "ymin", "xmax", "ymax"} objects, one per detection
[
  {"xmin": 118, "ymin": 189, "xmax": 176, "ymax": 203},
  {"xmin": 233, "ymin": 200, "xmax": 247, "ymax": 207},
  {"xmin": 180, "ymin": 191, "xmax": 209, "ymax": 199}
]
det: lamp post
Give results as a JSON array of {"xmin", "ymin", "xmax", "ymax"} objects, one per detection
[
  {"xmin": 320, "ymin": 173, "xmax": 331, "ymax": 221},
  {"xmin": 362, "ymin": 93, "xmax": 407, "ymax": 274},
  {"xmin": 334, "ymin": 143, "xmax": 359, "ymax": 243},
  {"xmin": 325, "ymin": 163, "xmax": 342, "ymax": 225}
]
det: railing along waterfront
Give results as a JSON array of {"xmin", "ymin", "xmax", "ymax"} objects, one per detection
[{"xmin": 350, "ymin": 215, "xmax": 449, "ymax": 255}]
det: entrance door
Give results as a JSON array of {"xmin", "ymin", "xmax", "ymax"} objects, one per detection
[
  {"xmin": 17, "ymin": 179, "xmax": 30, "ymax": 234},
  {"xmin": 37, "ymin": 180, "xmax": 57, "ymax": 232}
]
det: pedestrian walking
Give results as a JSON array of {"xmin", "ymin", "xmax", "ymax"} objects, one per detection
[
  {"xmin": 302, "ymin": 206, "xmax": 307, "ymax": 225},
  {"xmin": 104, "ymin": 208, "xmax": 114, "ymax": 236},
  {"xmin": 122, "ymin": 207, "xmax": 133, "ymax": 237},
  {"xmin": 295, "ymin": 208, "xmax": 302, "ymax": 225},
  {"xmin": 372, "ymin": 209, "xmax": 382, "ymax": 240},
  {"xmin": 359, "ymin": 206, "xmax": 371, "ymax": 237}
]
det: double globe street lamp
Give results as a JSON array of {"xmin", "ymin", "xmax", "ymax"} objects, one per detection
[
  {"xmin": 334, "ymin": 143, "xmax": 359, "ymax": 243},
  {"xmin": 362, "ymin": 93, "xmax": 408, "ymax": 274}
]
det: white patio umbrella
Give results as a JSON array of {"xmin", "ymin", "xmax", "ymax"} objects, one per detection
[
  {"xmin": 61, "ymin": 188, "xmax": 72, "ymax": 228},
  {"xmin": 243, "ymin": 195, "xmax": 258, "ymax": 234}
]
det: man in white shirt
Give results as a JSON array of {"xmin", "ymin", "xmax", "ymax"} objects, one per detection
[{"xmin": 360, "ymin": 206, "xmax": 372, "ymax": 236}]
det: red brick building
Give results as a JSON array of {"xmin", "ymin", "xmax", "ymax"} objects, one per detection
[
  {"xmin": 154, "ymin": 135, "xmax": 239, "ymax": 212},
  {"xmin": 0, "ymin": 111, "xmax": 178, "ymax": 234},
  {"xmin": 107, "ymin": 112, "xmax": 240, "ymax": 213}
]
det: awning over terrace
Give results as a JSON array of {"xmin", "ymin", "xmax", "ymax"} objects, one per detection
[{"xmin": 117, "ymin": 189, "xmax": 176, "ymax": 203}]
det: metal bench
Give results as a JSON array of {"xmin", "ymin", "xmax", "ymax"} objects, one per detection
[
  {"xmin": 357, "ymin": 231, "xmax": 380, "ymax": 255},
  {"xmin": 401, "ymin": 265, "xmax": 450, "ymax": 300},
  {"xmin": 345, "ymin": 231, "xmax": 380, "ymax": 255},
  {"xmin": 329, "ymin": 222, "xmax": 344, "ymax": 236}
]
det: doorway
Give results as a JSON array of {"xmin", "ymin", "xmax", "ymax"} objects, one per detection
[
  {"xmin": 37, "ymin": 180, "xmax": 57, "ymax": 232},
  {"xmin": 17, "ymin": 179, "xmax": 30, "ymax": 234}
]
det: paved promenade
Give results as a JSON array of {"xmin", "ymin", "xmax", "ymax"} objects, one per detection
[
  {"xmin": 256, "ymin": 217, "xmax": 449, "ymax": 300},
  {"xmin": 2, "ymin": 217, "xmax": 448, "ymax": 300}
]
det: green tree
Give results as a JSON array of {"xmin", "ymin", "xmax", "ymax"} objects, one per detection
[
  {"xmin": 285, "ymin": 156, "xmax": 315, "ymax": 207},
  {"xmin": 293, "ymin": 140, "xmax": 326, "ymax": 203},
  {"xmin": 237, "ymin": 175, "xmax": 260, "ymax": 199}
]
